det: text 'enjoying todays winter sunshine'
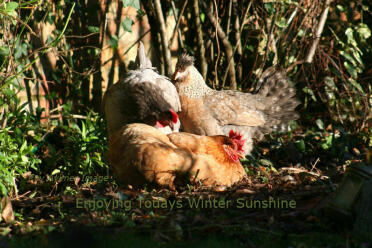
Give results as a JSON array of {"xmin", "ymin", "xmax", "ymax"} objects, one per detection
[{"xmin": 75, "ymin": 197, "xmax": 296, "ymax": 211}]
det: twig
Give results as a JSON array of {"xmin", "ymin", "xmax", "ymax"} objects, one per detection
[
  {"xmin": 286, "ymin": 60, "xmax": 304, "ymax": 73},
  {"xmin": 212, "ymin": 1, "xmax": 220, "ymax": 89},
  {"xmin": 226, "ymin": 0, "xmax": 233, "ymax": 36},
  {"xmin": 279, "ymin": 167, "xmax": 329, "ymax": 179},
  {"xmin": 305, "ymin": 0, "xmax": 332, "ymax": 63},
  {"xmin": 170, "ymin": 0, "xmax": 187, "ymax": 49},
  {"xmin": 123, "ymin": 29, "xmax": 151, "ymax": 55},
  {"xmin": 261, "ymin": 3, "xmax": 279, "ymax": 73},
  {"xmin": 221, "ymin": 1, "xmax": 251, "ymax": 88},
  {"xmin": 153, "ymin": 0, "xmax": 172, "ymax": 77},
  {"xmin": 192, "ymin": 0, "xmax": 207, "ymax": 80},
  {"xmin": 1, "ymin": 3, "xmax": 76, "ymax": 88},
  {"xmin": 202, "ymin": 0, "xmax": 236, "ymax": 89},
  {"xmin": 234, "ymin": 10, "xmax": 242, "ymax": 82},
  {"xmin": 0, "ymin": 10, "xmax": 37, "ymax": 36},
  {"xmin": 310, "ymin": 158, "xmax": 320, "ymax": 172},
  {"xmin": 65, "ymin": 33, "xmax": 99, "ymax": 39},
  {"xmin": 285, "ymin": 5, "xmax": 299, "ymax": 29},
  {"xmin": 24, "ymin": 78, "xmax": 34, "ymax": 115}
]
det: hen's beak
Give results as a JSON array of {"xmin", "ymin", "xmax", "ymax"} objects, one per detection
[
  {"xmin": 237, "ymin": 152, "xmax": 245, "ymax": 159},
  {"xmin": 169, "ymin": 121, "xmax": 174, "ymax": 131},
  {"xmin": 173, "ymin": 71, "xmax": 180, "ymax": 81},
  {"xmin": 174, "ymin": 70, "xmax": 186, "ymax": 82}
]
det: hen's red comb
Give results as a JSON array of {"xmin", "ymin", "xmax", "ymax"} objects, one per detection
[
  {"xmin": 229, "ymin": 130, "xmax": 245, "ymax": 153},
  {"xmin": 229, "ymin": 130, "xmax": 242, "ymax": 140}
]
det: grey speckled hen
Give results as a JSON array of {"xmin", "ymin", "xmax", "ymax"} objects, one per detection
[
  {"xmin": 102, "ymin": 42, "xmax": 181, "ymax": 139},
  {"xmin": 173, "ymin": 54, "xmax": 300, "ymax": 155}
]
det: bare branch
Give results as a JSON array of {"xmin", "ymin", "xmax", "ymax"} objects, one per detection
[
  {"xmin": 170, "ymin": 0, "xmax": 188, "ymax": 49},
  {"xmin": 153, "ymin": 0, "xmax": 172, "ymax": 77},
  {"xmin": 123, "ymin": 29, "xmax": 151, "ymax": 55},
  {"xmin": 305, "ymin": 0, "xmax": 332, "ymax": 63},
  {"xmin": 0, "ymin": 10, "xmax": 37, "ymax": 36},
  {"xmin": 221, "ymin": 1, "xmax": 251, "ymax": 88},
  {"xmin": 201, "ymin": 0, "xmax": 236, "ymax": 89},
  {"xmin": 234, "ymin": 13, "xmax": 242, "ymax": 82},
  {"xmin": 226, "ymin": 0, "xmax": 233, "ymax": 36},
  {"xmin": 192, "ymin": 0, "xmax": 207, "ymax": 80}
]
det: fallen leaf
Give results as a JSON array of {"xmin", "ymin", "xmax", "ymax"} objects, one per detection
[
  {"xmin": 235, "ymin": 188, "xmax": 256, "ymax": 195},
  {"xmin": 1, "ymin": 196, "xmax": 14, "ymax": 223}
]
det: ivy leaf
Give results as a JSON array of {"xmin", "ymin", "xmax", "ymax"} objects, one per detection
[
  {"xmin": 264, "ymin": 3, "xmax": 275, "ymax": 14},
  {"xmin": 122, "ymin": 17, "xmax": 133, "ymax": 33},
  {"xmin": 122, "ymin": 0, "xmax": 140, "ymax": 9}
]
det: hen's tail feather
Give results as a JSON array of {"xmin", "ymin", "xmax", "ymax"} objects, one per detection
[
  {"xmin": 136, "ymin": 41, "xmax": 152, "ymax": 68},
  {"xmin": 255, "ymin": 67, "xmax": 300, "ymax": 138}
]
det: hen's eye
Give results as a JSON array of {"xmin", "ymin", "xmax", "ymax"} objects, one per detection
[{"xmin": 167, "ymin": 111, "xmax": 173, "ymax": 120}]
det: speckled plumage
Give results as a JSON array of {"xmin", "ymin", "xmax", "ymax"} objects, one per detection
[{"xmin": 173, "ymin": 54, "xmax": 300, "ymax": 155}]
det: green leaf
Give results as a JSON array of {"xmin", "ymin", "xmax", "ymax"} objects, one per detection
[
  {"xmin": 5, "ymin": 2, "xmax": 18, "ymax": 12},
  {"xmin": 302, "ymin": 87, "xmax": 317, "ymax": 102},
  {"xmin": 108, "ymin": 35, "xmax": 119, "ymax": 48},
  {"xmin": 295, "ymin": 139, "xmax": 306, "ymax": 153},
  {"xmin": 297, "ymin": 29, "xmax": 305, "ymax": 37},
  {"xmin": 200, "ymin": 13, "xmax": 205, "ymax": 23},
  {"xmin": 336, "ymin": 5, "xmax": 344, "ymax": 12},
  {"xmin": 324, "ymin": 77, "xmax": 336, "ymax": 103},
  {"xmin": 14, "ymin": 43, "xmax": 28, "ymax": 60},
  {"xmin": 340, "ymin": 51, "xmax": 357, "ymax": 67},
  {"xmin": 264, "ymin": 3, "xmax": 275, "ymax": 14},
  {"xmin": 20, "ymin": 141, "xmax": 27, "ymax": 153},
  {"xmin": 324, "ymin": 76, "xmax": 336, "ymax": 90},
  {"xmin": 88, "ymin": 26, "xmax": 100, "ymax": 33},
  {"xmin": 122, "ymin": 17, "xmax": 133, "ymax": 32},
  {"xmin": 246, "ymin": 45, "xmax": 254, "ymax": 52},
  {"xmin": 51, "ymin": 169, "xmax": 60, "ymax": 175},
  {"xmin": 345, "ymin": 28, "xmax": 357, "ymax": 47},
  {"xmin": 315, "ymin": 119, "xmax": 324, "ymax": 130},
  {"xmin": 276, "ymin": 17, "xmax": 286, "ymax": 28},
  {"xmin": 356, "ymin": 23, "xmax": 371, "ymax": 40},
  {"xmin": 321, "ymin": 135, "xmax": 333, "ymax": 150},
  {"xmin": 21, "ymin": 155, "xmax": 28, "ymax": 163},
  {"xmin": 348, "ymin": 78, "xmax": 364, "ymax": 93},
  {"xmin": 81, "ymin": 122, "xmax": 86, "ymax": 139},
  {"xmin": 0, "ymin": 47, "xmax": 9, "ymax": 57},
  {"xmin": 122, "ymin": 0, "xmax": 140, "ymax": 9},
  {"xmin": 344, "ymin": 61, "xmax": 357, "ymax": 78},
  {"xmin": 259, "ymin": 159, "xmax": 273, "ymax": 167}
]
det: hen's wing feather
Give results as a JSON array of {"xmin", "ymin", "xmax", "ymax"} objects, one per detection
[{"xmin": 203, "ymin": 91, "xmax": 266, "ymax": 127}]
